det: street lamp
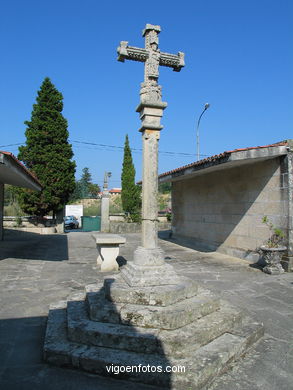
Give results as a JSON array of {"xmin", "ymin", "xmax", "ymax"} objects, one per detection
[{"xmin": 196, "ymin": 103, "xmax": 210, "ymax": 161}]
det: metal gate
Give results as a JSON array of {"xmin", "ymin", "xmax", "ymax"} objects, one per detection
[{"xmin": 81, "ymin": 216, "xmax": 101, "ymax": 232}]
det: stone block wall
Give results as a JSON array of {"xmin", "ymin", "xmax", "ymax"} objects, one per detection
[
  {"xmin": 109, "ymin": 221, "xmax": 171, "ymax": 234},
  {"xmin": 171, "ymin": 157, "xmax": 289, "ymax": 261}
]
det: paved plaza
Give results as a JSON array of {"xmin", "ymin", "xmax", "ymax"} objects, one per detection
[{"xmin": 0, "ymin": 230, "xmax": 292, "ymax": 390}]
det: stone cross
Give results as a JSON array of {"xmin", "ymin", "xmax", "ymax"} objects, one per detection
[
  {"xmin": 117, "ymin": 24, "xmax": 184, "ymax": 286},
  {"xmin": 118, "ymin": 24, "xmax": 184, "ymax": 107}
]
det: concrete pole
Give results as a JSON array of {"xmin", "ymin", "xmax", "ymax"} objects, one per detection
[
  {"xmin": 101, "ymin": 194, "xmax": 110, "ymax": 232},
  {"xmin": 101, "ymin": 172, "xmax": 111, "ymax": 232}
]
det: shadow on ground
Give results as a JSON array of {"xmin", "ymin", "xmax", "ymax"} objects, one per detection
[
  {"xmin": 0, "ymin": 229, "xmax": 69, "ymax": 262},
  {"xmin": 0, "ymin": 283, "xmax": 172, "ymax": 389}
]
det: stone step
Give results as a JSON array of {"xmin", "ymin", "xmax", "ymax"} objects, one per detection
[
  {"xmin": 87, "ymin": 287, "xmax": 221, "ymax": 330},
  {"xmin": 160, "ymin": 301, "xmax": 243, "ymax": 358},
  {"xmin": 103, "ymin": 275, "xmax": 199, "ymax": 306},
  {"xmin": 44, "ymin": 301, "xmax": 264, "ymax": 390},
  {"xmin": 67, "ymin": 300, "xmax": 162, "ymax": 355},
  {"xmin": 175, "ymin": 320, "xmax": 264, "ymax": 389},
  {"xmin": 67, "ymin": 299, "xmax": 243, "ymax": 358}
]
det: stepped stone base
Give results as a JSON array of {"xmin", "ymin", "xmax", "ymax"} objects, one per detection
[{"xmin": 43, "ymin": 274, "xmax": 264, "ymax": 389}]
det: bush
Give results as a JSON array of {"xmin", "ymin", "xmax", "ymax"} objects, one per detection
[
  {"xmin": 110, "ymin": 196, "xmax": 124, "ymax": 214},
  {"xmin": 4, "ymin": 203, "xmax": 25, "ymax": 217},
  {"xmin": 15, "ymin": 216, "xmax": 22, "ymax": 226},
  {"xmin": 84, "ymin": 202, "xmax": 101, "ymax": 216}
]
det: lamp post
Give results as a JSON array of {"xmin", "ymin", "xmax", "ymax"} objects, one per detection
[{"xmin": 196, "ymin": 103, "xmax": 210, "ymax": 161}]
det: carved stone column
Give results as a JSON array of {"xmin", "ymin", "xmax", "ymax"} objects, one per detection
[{"xmin": 121, "ymin": 100, "xmax": 180, "ymax": 287}]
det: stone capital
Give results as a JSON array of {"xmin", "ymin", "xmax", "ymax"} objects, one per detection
[
  {"xmin": 136, "ymin": 101, "xmax": 167, "ymax": 132},
  {"xmin": 136, "ymin": 101, "xmax": 167, "ymax": 113}
]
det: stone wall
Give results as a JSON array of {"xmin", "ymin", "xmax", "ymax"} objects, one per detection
[
  {"xmin": 3, "ymin": 216, "xmax": 55, "ymax": 228},
  {"xmin": 110, "ymin": 221, "xmax": 171, "ymax": 234},
  {"xmin": 172, "ymin": 157, "xmax": 288, "ymax": 261},
  {"xmin": 5, "ymin": 226, "xmax": 56, "ymax": 234}
]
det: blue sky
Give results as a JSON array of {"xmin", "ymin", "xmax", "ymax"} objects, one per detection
[{"xmin": 0, "ymin": 0, "xmax": 292, "ymax": 188}]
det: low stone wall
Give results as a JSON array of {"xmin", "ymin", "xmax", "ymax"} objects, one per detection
[
  {"xmin": 5, "ymin": 226, "xmax": 56, "ymax": 235},
  {"xmin": 109, "ymin": 214, "xmax": 168, "ymax": 223},
  {"xmin": 3, "ymin": 216, "xmax": 55, "ymax": 228},
  {"xmin": 109, "ymin": 221, "xmax": 171, "ymax": 234},
  {"xmin": 109, "ymin": 214, "xmax": 125, "ymax": 222}
]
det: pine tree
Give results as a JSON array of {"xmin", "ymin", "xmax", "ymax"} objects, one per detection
[
  {"xmin": 79, "ymin": 167, "xmax": 92, "ymax": 198},
  {"xmin": 79, "ymin": 167, "xmax": 100, "ymax": 198},
  {"xmin": 17, "ymin": 77, "xmax": 76, "ymax": 217},
  {"xmin": 69, "ymin": 168, "xmax": 101, "ymax": 202},
  {"xmin": 121, "ymin": 134, "xmax": 141, "ymax": 219}
]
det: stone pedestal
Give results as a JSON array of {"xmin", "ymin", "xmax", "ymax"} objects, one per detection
[
  {"xmin": 261, "ymin": 246, "xmax": 286, "ymax": 275},
  {"xmin": 93, "ymin": 233, "xmax": 126, "ymax": 272},
  {"xmin": 121, "ymin": 246, "xmax": 181, "ymax": 287},
  {"xmin": 281, "ymin": 255, "xmax": 293, "ymax": 272}
]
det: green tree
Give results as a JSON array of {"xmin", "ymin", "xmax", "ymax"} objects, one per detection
[
  {"xmin": 4, "ymin": 185, "xmax": 18, "ymax": 206},
  {"xmin": 17, "ymin": 77, "xmax": 76, "ymax": 217},
  {"xmin": 158, "ymin": 182, "xmax": 171, "ymax": 194},
  {"xmin": 79, "ymin": 167, "xmax": 92, "ymax": 198},
  {"xmin": 68, "ymin": 181, "xmax": 83, "ymax": 202},
  {"xmin": 69, "ymin": 168, "xmax": 101, "ymax": 202},
  {"xmin": 121, "ymin": 134, "xmax": 141, "ymax": 220},
  {"xmin": 88, "ymin": 183, "xmax": 100, "ymax": 197}
]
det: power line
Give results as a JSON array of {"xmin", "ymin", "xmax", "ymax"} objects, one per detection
[
  {"xmin": 70, "ymin": 140, "xmax": 210, "ymax": 157},
  {"xmin": 0, "ymin": 143, "xmax": 23, "ymax": 148},
  {"xmin": 0, "ymin": 140, "xmax": 210, "ymax": 158}
]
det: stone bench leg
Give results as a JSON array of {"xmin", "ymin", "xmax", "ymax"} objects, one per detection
[{"xmin": 96, "ymin": 244, "xmax": 120, "ymax": 272}]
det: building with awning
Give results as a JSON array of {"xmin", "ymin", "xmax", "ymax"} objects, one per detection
[
  {"xmin": 0, "ymin": 151, "xmax": 42, "ymax": 240},
  {"xmin": 159, "ymin": 140, "xmax": 293, "ymax": 271}
]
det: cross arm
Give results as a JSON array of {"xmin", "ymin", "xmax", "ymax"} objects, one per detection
[
  {"xmin": 159, "ymin": 51, "xmax": 185, "ymax": 72},
  {"xmin": 117, "ymin": 41, "xmax": 148, "ymax": 63}
]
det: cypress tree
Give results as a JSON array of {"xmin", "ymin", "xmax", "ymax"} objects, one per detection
[
  {"xmin": 17, "ymin": 77, "xmax": 76, "ymax": 217},
  {"xmin": 121, "ymin": 134, "xmax": 141, "ymax": 219}
]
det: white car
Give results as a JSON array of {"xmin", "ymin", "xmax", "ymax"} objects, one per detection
[{"xmin": 64, "ymin": 215, "xmax": 79, "ymax": 229}]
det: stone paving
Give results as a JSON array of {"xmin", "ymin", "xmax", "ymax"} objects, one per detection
[{"xmin": 0, "ymin": 229, "xmax": 292, "ymax": 390}]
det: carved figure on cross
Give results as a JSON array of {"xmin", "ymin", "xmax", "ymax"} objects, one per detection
[{"xmin": 117, "ymin": 24, "xmax": 185, "ymax": 104}]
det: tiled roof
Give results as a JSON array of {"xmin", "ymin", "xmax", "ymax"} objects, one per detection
[
  {"xmin": 159, "ymin": 140, "xmax": 288, "ymax": 179},
  {"xmin": 0, "ymin": 150, "xmax": 42, "ymax": 187},
  {"xmin": 109, "ymin": 188, "xmax": 121, "ymax": 193}
]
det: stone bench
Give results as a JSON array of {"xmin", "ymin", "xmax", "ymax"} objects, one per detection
[{"xmin": 92, "ymin": 233, "xmax": 126, "ymax": 272}]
